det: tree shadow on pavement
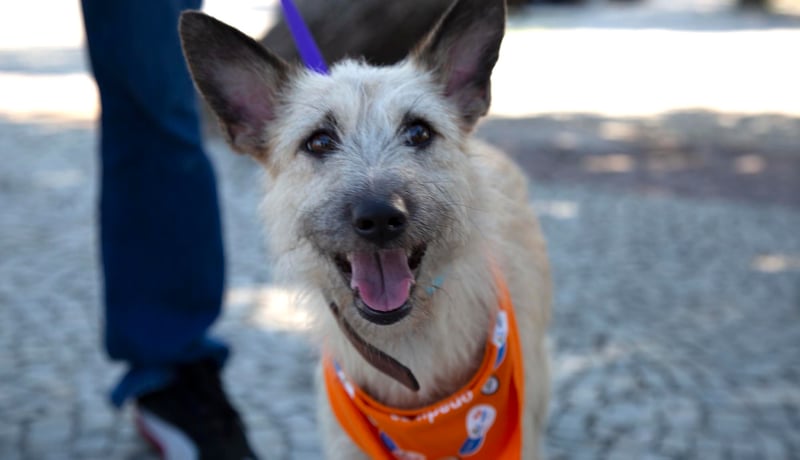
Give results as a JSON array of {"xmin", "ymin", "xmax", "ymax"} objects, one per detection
[
  {"xmin": 508, "ymin": 4, "xmax": 800, "ymax": 32},
  {"xmin": 478, "ymin": 110, "xmax": 800, "ymax": 207}
]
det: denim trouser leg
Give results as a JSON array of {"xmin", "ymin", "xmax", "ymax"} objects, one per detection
[{"xmin": 81, "ymin": 0, "xmax": 228, "ymax": 406}]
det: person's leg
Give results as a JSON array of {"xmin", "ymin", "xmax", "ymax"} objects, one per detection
[
  {"xmin": 82, "ymin": 2, "xmax": 258, "ymax": 458},
  {"xmin": 81, "ymin": 0, "xmax": 228, "ymax": 406}
]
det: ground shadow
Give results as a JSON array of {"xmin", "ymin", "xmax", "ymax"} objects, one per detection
[
  {"xmin": 508, "ymin": 4, "xmax": 800, "ymax": 32},
  {"xmin": 477, "ymin": 110, "xmax": 800, "ymax": 207}
]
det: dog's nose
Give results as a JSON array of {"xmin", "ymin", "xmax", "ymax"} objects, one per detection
[{"xmin": 351, "ymin": 196, "xmax": 408, "ymax": 244}]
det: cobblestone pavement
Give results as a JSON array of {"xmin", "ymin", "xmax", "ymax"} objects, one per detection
[{"xmin": 2, "ymin": 1, "xmax": 800, "ymax": 460}]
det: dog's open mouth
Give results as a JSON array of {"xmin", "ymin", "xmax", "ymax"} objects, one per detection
[{"xmin": 334, "ymin": 244, "xmax": 427, "ymax": 325}]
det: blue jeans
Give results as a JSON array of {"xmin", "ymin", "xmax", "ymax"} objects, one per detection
[{"xmin": 81, "ymin": 0, "xmax": 228, "ymax": 406}]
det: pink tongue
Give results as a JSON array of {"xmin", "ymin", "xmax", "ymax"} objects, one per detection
[{"xmin": 349, "ymin": 249, "xmax": 414, "ymax": 312}]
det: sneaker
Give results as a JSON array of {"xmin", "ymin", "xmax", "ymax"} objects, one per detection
[{"xmin": 134, "ymin": 358, "xmax": 259, "ymax": 460}]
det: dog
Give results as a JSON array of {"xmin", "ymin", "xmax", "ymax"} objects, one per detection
[{"xmin": 179, "ymin": 0, "xmax": 551, "ymax": 457}]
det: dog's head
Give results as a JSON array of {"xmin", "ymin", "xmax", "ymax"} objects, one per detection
[{"xmin": 180, "ymin": 0, "xmax": 506, "ymax": 329}]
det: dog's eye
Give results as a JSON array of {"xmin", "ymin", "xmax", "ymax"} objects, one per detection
[
  {"xmin": 304, "ymin": 130, "xmax": 338, "ymax": 156},
  {"xmin": 403, "ymin": 121, "xmax": 433, "ymax": 148}
]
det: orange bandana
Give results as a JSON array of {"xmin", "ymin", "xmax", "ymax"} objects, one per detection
[{"xmin": 324, "ymin": 272, "xmax": 524, "ymax": 459}]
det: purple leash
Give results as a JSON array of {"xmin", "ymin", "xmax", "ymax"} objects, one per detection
[{"xmin": 280, "ymin": 0, "xmax": 329, "ymax": 74}]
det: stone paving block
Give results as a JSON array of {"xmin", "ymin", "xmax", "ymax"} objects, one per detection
[
  {"xmin": 602, "ymin": 400, "xmax": 656, "ymax": 429},
  {"xmin": 290, "ymin": 450, "xmax": 323, "ymax": 460},
  {"xmin": 550, "ymin": 411, "xmax": 589, "ymax": 443},
  {"xmin": 248, "ymin": 426, "xmax": 290, "ymax": 460},
  {"xmin": 8, "ymin": 398, "xmax": 50, "ymax": 425},
  {"xmin": 661, "ymin": 397, "xmax": 702, "ymax": 429},
  {"xmin": 603, "ymin": 373, "xmax": 639, "ymax": 399},
  {"xmin": 25, "ymin": 453, "xmax": 73, "ymax": 460},
  {"xmin": 709, "ymin": 411, "xmax": 755, "ymax": 437},
  {"xmin": 0, "ymin": 424, "xmax": 22, "ymax": 460},
  {"xmin": 728, "ymin": 438, "xmax": 767, "ymax": 460},
  {"xmin": 287, "ymin": 428, "xmax": 323, "ymax": 455},
  {"xmin": 758, "ymin": 439, "xmax": 791, "ymax": 460},
  {"xmin": 0, "ymin": 447, "xmax": 21, "ymax": 460},
  {"xmin": 658, "ymin": 430, "xmax": 694, "ymax": 458},
  {"xmin": 627, "ymin": 425, "xmax": 661, "ymax": 448},
  {"xmin": 25, "ymin": 416, "xmax": 73, "ymax": 450},
  {"xmin": 570, "ymin": 384, "xmax": 603, "ymax": 407},
  {"xmin": 694, "ymin": 438, "xmax": 726, "ymax": 460},
  {"xmin": 606, "ymin": 438, "xmax": 648, "ymax": 460},
  {"xmin": 107, "ymin": 435, "xmax": 157, "ymax": 460},
  {"xmin": 78, "ymin": 406, "xmax": 115, "ymax": 437},
  {"xmin": 71, "ymin": 434, "xmax": 111, "ymax": 459},
  {"xmin": 638, "ymin": 453, "xmax": 673, "ymax": 460}
]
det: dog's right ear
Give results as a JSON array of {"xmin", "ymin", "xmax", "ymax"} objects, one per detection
[{"xmin": 179, "ymin": 11, "xmax": 289, "ymax": 156}]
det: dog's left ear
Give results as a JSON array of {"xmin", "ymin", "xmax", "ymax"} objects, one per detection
[{"xmin": 413, "ymin": 0, "xmax": 506, "ymax": 130}]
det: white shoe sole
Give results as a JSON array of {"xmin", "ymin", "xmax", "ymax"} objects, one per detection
[{"xmin": 134, "ymin": 406, "xmax": 199, "ymax": 460}]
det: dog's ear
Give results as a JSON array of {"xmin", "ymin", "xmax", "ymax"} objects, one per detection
[
  {"xmin": 179, "ymin": 11, "xmax": 289, "ymax": 156},
  {"xmin": 412, "ymin": 0, "xmax": 506, "ymax": 130}
]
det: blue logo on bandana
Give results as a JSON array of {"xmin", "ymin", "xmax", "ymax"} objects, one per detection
[
  {"xmin": 459, "ymin": 404, "xmax": 496, "ymax": 456},
  {"xmin": 492, "ymin": 311, "xmax": 508, "ymax": 369}
]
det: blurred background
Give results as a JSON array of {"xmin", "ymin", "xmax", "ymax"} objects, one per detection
[{"xmin": 1, "ymin": 0, "xmax": 799, "ymax": 458}]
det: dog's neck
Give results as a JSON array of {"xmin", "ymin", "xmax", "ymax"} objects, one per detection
[
  {"xmin": 328, "ymin": 248, "xmax": 497, "ymax": 409},
  {"xmin": 327, "ymin": 300, "xmax": 420, "ymax": 392}
]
